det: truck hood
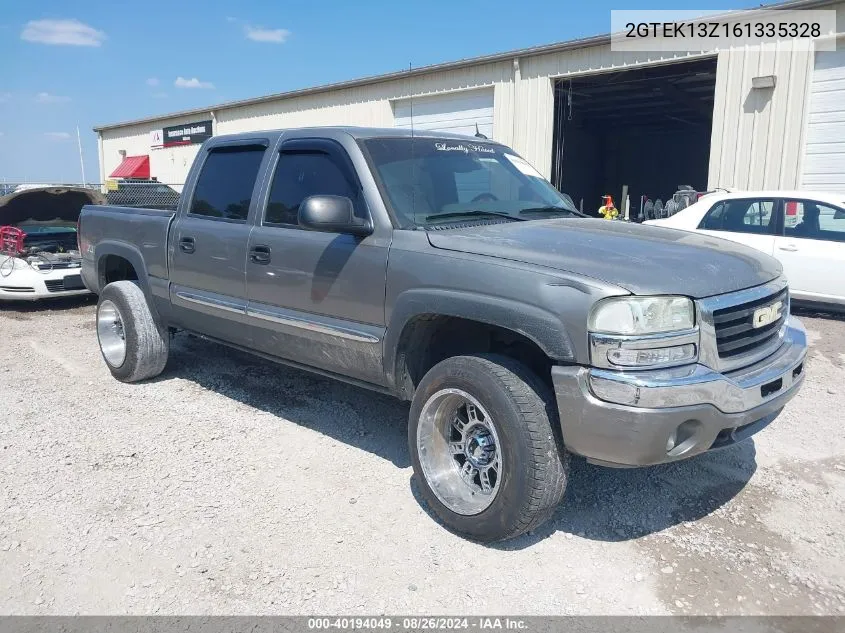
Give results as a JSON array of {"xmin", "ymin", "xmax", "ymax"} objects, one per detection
[{"xmin": 426, "ymin": 218, "xmax": 781, "ymax": 298}]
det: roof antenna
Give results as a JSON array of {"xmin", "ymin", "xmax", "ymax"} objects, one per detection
[{"xmin": 474, "ymin": 123, "xmax": 488, "ymax": 140}]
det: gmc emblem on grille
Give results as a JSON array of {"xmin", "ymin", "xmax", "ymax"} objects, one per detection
[{"xmin": 752, "ymin": 301, "xmax": 783, "ymax": 328}]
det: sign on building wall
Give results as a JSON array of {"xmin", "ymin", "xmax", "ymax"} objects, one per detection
[
  {"xmin": 149, "ymin": 129, "xmax": 163, "ymax": 149},
  {"xmin": 150, "ymin": 120, "xmax": 213, "ymax": 150}
]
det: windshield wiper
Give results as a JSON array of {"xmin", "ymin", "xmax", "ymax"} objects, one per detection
[
  {"xmin": 425, "ymin": 210, "xmax": 524, "ymax": 223},
  {"xmin": 519, "ymin": 206, "xmax": 584, "ymax": 217}
]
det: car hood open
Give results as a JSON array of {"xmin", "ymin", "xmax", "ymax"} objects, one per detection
[
  {"xmin": 0, "ymin": 186, "xmax": 105, "ymax": 226},
  {"xmin": 426, "ymin": 218, "xmax": 782, "ymax": 298}
]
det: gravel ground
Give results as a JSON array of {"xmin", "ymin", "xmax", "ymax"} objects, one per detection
[{"xmin": 0, "ymin": 297, "xmax": 843, "ymax": 615}]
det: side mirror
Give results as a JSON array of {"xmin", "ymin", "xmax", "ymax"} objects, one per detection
[{"xmin": 298, "ymin": 195, "xmax": 373, "ymax": 236}]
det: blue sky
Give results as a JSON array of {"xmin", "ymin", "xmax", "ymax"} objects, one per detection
[{"xmin": 2, "ymin": 0, "xmax": 762, "ymax": 183}]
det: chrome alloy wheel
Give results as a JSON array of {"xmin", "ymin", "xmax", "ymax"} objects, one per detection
[
  {"xmin": 97, "ymin": 299, "xmax": 127, "ymax": 367},
  {"xmin": 416, "ymin": 389, "xmax": 502, "ymax": 515}
]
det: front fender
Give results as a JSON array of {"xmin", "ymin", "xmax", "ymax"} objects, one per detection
[{"xmin": 383, "ymin": 288, "xmax": 577, "ymax": 387}]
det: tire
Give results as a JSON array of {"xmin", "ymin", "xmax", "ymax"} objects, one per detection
[
  {"xmin": 96, "ymin": 280, "xmax": 169, "ymax": 383},
  {"xmin": 665, "ymin": 199, "xmax": 678, "ymax": 217},
  {"xmin": 643, "ymin": 200, "xmax": 654, "ymax": 220},
  {"xmin": 409, "ymin": 354, "xmax": 569, "ymax": 542}
]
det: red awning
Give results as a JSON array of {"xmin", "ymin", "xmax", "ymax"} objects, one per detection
[{"xmin": 109, "ymin": 155, "xmax": 150, "ymax": 179}]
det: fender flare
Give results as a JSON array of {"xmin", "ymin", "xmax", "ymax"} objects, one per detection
[
  {"xmin": 93, "ymin": 240, "xmax": 156, "ymax": 309},
  {"xmin": 384, "ymin": 288, "xmax": 576, "ymax": 387}
]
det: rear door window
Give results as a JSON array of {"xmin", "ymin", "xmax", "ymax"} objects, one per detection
[
  {"xmin": 190, "ymin": 146, "xmax": 266, "ymax": 221},
  {"xmin": 783, "ymin": 199, "xmax": 845, "ymax": 242},
  {"xmin": 699, "ymin": 198, "xmax": 777, "ymax": 234}
]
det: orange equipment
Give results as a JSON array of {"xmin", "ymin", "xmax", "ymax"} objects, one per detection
[{"xmin": 598, "ymin": 195, "xmax": 619, "ymax": 220}]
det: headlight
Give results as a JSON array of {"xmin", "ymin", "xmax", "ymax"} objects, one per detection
[
  {"xmin": 589, "ymin": 296, "xmax": 694, "ymax": 335},
  {"xmin": 1, "ymin": 257, "xmax": 29, "ymax": 272}
]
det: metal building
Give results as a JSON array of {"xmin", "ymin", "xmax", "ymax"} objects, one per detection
[{"xmin": 95, "ymin": 0, "xmax": 845, "ymax": 212}]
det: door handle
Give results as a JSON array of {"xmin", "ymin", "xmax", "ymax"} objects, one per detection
[
  {"xmin": 778, "ymin": 244, "xmax": 798, "ymax": 252},
  {"xmin": 250, "ymin": 245, "xmax": 271, "ymax": 265},
  {"xmin": 179, "ymin": 237, "xmax": 195, "ymax": 254}
]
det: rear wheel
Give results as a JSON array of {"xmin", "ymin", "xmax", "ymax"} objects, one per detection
[
  {"xmin": 96, "ymin": 281, "xmax": 168, "ymax": 382},
  {"xmin": 409, "ymin": 354, "xmax": 568, "ymax": 542}
]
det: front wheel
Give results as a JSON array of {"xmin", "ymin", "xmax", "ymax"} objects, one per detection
[
  {"xmin": 409, "ymin": 354, "xmax": 568, "ymax": 542},
  {"xmin": 96, "ymin": 281, "xmax": 169, "ymax": 383}
]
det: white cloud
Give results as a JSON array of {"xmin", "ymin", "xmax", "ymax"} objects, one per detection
[
  {"xmin": 174, "ymin": 76, "xmax": 214, "ymax": 89},
  {"xmin": 36, "ymin": 92, "xmax": 71, "ymax": 104},
  {"xmin": 44, "ymin": 132, "xmax": 71, "ymax": 140},
  {"xmin": 244, "ymin": 25, "xmax": 290, "ymax": 43},
  {"xmin": 146, "ymin": 77, "xmax": 159, "ymax": 87},
  {"xmin": 21, "ymin": 19, "xmax": 106, "ymax": 47}
]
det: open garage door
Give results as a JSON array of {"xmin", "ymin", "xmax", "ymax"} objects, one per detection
[
  {"xmin": 551, "ymin": 58, "xmax": 717, "ymax": 219},
  {"xmin": 393, "ymin": 89, "xmax": 494, "ymax": 138},
  {"xmin": 801, "ymin": 48, "xmax": 845, "ymax": 193}
]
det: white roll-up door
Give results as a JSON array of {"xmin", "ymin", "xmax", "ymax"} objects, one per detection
[
  {"xmin": 393, "ymin": 89, "xmax": 494, "ymax": 138},
  {"xmin": 801, "ymin": 48, "xmax": 845, "ymax": 192}
]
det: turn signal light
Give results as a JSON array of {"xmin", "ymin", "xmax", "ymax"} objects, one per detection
[{"xmin": 607, "ymin": 344, "xmax": 696, "ymax": 368}]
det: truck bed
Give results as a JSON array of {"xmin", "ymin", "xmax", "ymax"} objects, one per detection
[{"xmin": 79, "ymin": 205, "xmax": 175, "ymax": 282}]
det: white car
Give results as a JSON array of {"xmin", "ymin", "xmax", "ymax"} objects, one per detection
[
  {"xmin": 646, "ymin": 190, "xmax": 845, "ymax": 308},
  {"xmin": 0, "ymin": 227, "xmax": 89, "ymax": 301},
  {"xmin": 0, "ymin": 185, "xmax": 98, "ymax": 301}
]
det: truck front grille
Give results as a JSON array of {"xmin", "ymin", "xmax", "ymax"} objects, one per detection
[{"xmin": 713, "ymin": 288, "xmax": 788, "ymax": 359}]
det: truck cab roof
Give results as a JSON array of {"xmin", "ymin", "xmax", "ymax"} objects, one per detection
[{"xmin": 208, "ymin": 126, "xmax": 501, "ymax": 144}]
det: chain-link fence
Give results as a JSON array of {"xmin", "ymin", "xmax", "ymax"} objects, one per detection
[
  {"xmin": 1, "ymin": 181, "xmax": 184, "ymax": 211},
  {"xmin": 103, "ymin": 181, "xmax": 183, "ymax": 210}
]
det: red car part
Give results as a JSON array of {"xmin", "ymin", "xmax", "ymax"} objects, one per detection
[{"xmin": 0, "ymin": 226, "xmax": 26, "ymax": 255}]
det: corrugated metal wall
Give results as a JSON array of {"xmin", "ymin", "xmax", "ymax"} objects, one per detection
[
  {"xmin": 708, "ymin": 40, "xmax": 814, "ymax": 190},
  {"xmin": 100, "ymin": 48, "xmax": 703, "ymax": 183},
  {"xmin": 217, "ymin": 61, "xmax": 511, "ymax": 136},
  {"xmin": 709, "ymin": 4, "xmax": 845, "ymax": 190},
  {"xmin": 100, "ymin": 62, "xmax": 513, "ymax": 184},
  {"xmin": 100, "ymin": 3, "xmax": 845, "ymax": 189}
]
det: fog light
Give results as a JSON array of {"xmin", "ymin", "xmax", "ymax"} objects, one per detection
[
  {"xmin": 666, "ymin": 429, "xmax": 678, "ymax": 452},
  {"xmin": 607, "ymin": 344, "xmax": 696, "ymax": 368},
  {"xmin": 666, "ymin": 419, "xmax": 701, "ymax": 457},
  {"xmin": 589, "ymin": 376, "xmax": 640, "ymax": 405}
]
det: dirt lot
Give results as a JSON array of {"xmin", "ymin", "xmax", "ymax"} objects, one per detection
[{"xmin": 0, "ymin": 297, "xmax": 843, "ymax": 615}]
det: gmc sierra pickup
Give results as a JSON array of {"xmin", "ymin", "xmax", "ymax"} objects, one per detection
[{"xmin": 79, "ymin": 127, "xmax": 807, "ymax": 542}]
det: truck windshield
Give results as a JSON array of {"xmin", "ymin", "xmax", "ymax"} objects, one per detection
[{"xmin": 361, "ymin": 137, "xmax": 580, "ymax": 228}]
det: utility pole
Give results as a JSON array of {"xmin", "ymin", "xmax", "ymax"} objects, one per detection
[{"xmin": 76, "ymin": 125, "xmax": 87, "ymax": 185}]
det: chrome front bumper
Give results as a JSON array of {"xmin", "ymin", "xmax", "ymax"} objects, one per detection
[{"xmin": 552, "ymin": 317, "xmax": 807, "ymax": 467}]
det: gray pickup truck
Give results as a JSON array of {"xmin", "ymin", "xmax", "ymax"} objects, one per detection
[{"xmin": 79, "ymin": 127, "xmax": 807, "ymax": 542}]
